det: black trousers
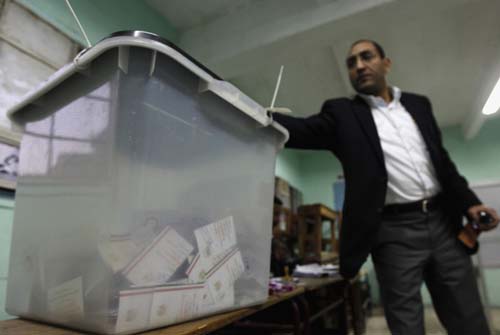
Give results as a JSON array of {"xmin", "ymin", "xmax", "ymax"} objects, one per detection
[{"xmin": 371, "ymin": 208, "xmax": 489, "ymax": 335}]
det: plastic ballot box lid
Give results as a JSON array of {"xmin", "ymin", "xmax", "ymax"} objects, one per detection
[{"xmin": 8, "ymin": 30, "xmax": 288, "ymax": 141}]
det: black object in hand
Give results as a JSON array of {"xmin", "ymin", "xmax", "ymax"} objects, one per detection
[
  {"xmin": 479, "ymin": 211, "xmax": 494, "ymax": 224},
  {"xmin": 471, "ymin": 211, "xmax": 494, "ymax": 230}
]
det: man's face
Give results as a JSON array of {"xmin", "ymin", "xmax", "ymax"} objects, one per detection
[{"xmin": 346, "ymin": 41, "xmax": 391, "ymax": 96}]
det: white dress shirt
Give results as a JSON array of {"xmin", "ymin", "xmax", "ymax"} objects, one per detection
[{"xmin": 360, "ymin": 87, "xmax": 441, "ymax": 204}]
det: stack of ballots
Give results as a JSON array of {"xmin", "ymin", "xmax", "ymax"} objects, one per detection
[
  {"xmin": 109, "ymin": 216, "xmax": 244, "ymax": 332},
  {"xmin": 5, "ymin": 31, "xmax": 288, "ymax": 334}
]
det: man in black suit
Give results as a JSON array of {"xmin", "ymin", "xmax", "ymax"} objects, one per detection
[{"xmin": 273, "ymin": 40, "xmax": 499, "ymax": 335}]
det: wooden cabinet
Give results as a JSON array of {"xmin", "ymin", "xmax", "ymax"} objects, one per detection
[
  {"xmin": 297, "ymin": 204, "xmax": 341, "ymax": 264},
  {"xmin": 271, "ymin": 205, "xmax": 299, "ymax": 276},
  {"xmin": 273, "ymin": 205, "xmax": 296, "ymax": 238}
]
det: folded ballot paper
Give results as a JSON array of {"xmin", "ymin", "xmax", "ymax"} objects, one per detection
[
  {"xmin": 115, "ymin": 283, "xmax": 212, "ymax": 333},
  {"xmin": 47, "ymin": 276, "xmax": 85, "ymax": 323},
  {"xmin": 187, "ymin": 216, "xmax": 238, "ymax": 283},
  {"xmin": 194, "ymin": 216, "xmax": 237, "ymax": 267},
  {"xmin": 122, "ymin": 225, "xmax": 194, "ymax": 286},
  {"xmin": 17, "ymin": 215, "xmax": 246, "ymax": 333},
  {"xmin": 116, "ymin": 250, "xmax": 244, "ymax": 332},
  {"xmin": 204, "ymin": 248, "xmax": 244, "ymax": 307},
  {"xmin": 113, "ymin": 216, "xmax": 245, "ymax": 332},
  {"xmin": 98, "ymin": 234, "xmax": 141, "ymax": 274},
  {"xmin": 98, "ymin": 215, "xmax": 172, "ymax": 275}
]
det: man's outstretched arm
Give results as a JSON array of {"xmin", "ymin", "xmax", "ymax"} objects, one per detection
[{"xmin": 272, "ymin": 100, "xmax": 339, "ymax": 150}]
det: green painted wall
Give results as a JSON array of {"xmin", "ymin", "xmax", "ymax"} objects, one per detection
[
  {"xmin": 0, "ymin": 192, "xmax": 15, "ymax": 320},
  {"xmin": 275, "ymin": 149, "xmax": 305, "ymax": 191},
  {"xmin": 484, "ymin": 269, "xmax": 500, "ymax": 309},
  {"xmin": 275, "ymin": 149, "xmax": 344, "ymax": 204},
  {"xmin": 17, "ymin": 0, "xmax": 178, "ymax": 46},
  {"xmin": 441, "ymin": 117, "xmax": 500, "ymax": 182},
  {"xmin": 299, "ymin": 151, "xmax": 342, "ymax": 206}
]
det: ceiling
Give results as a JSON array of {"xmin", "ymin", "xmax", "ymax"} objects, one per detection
[{"xmin": 146, "ymin": 0, "xmax": 500, "ymax": 138}]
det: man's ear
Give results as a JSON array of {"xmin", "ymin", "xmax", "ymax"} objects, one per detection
[{"xmin": 383, "ymin": 57, "xmax": 392, "ymax": 74}]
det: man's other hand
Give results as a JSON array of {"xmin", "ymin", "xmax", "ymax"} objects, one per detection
[{"xmin": 467, "ymin": 204, "xmax": 500, "ymax": 231}]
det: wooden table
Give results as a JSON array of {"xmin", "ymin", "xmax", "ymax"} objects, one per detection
[
  {"xmin": 297, "ymin": 276, "xmax": 345, "ymax": 291},
  {"xmin": 0, "ymin": 276, "xmax": 362, "ymax": 335},
  {"xmin": 297, "ymin": 276, "xmax": 349, "ymax": 335},
  {"xmin": 218, "ymin": 275, "xmax": 352, "ymax": 335},
  {"xmin": 0, "ymin": 287, "xmax": 305, "ymax": 335}
]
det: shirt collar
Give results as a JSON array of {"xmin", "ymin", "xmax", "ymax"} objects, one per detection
[{"xmin": 359, "ymin": 86, "xmax": 401, "ymax": 109}]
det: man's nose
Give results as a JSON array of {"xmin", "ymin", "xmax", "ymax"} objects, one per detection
[{"xmin": 355, "ymin": 57, "xmax": 366, "ymax": 71}]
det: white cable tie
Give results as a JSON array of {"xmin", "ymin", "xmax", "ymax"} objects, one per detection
[
  {"xmin": 270, "ymin": 65, "xmax": 284, "ymax": 109},
  {"xmin": 65, "ymin": 0, "xmax": 92, "ymax": 48}
]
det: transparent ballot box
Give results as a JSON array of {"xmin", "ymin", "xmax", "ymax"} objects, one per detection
[{"xmin": 6, "ymin": 31, "xmax": 288, "ymax": 334}]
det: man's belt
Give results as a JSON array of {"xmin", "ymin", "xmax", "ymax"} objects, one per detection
[{"xmin": 383, "ymin": 194, "xmax": 441, "ymax": 215}]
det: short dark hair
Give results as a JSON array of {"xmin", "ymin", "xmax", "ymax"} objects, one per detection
[{"xmin": 350, "ymin": 39, "xmax": 386, "ymax": 59}]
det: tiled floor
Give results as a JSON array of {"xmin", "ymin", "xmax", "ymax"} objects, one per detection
[{"xmin": 365, "ymin": 307, "xmax": 500, "ymax": 335}]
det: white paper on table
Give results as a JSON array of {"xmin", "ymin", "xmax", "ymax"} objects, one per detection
[
  {"xmin": 149, "ymin": 283, "xmax": 213, "ymax": 327},
  {"xmin": 115, "ymin": 287, "xmax": 154, "ymax": 333},
  {"xmin": 47, "ymin": 276, "xmax": 84, "ymax": 322},
  {"xmin": 205, "ymin": 248, "xmax": 244, "ymax": 307},
  {"xmin": 122, "ymin": 226, "xmax": 194, "ymax": 286},
  {"xmin": 98, "ymin": 234, "xmax": 141, "ymax": 273},
  {"xmin": 194, "ymin": 216, "xmax": 237, "ymax": 267}
]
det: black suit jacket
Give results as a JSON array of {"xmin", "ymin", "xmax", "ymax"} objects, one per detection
[{"xmin": 274, "ymin": 92, "xmax": 480, "ymax": 279}]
